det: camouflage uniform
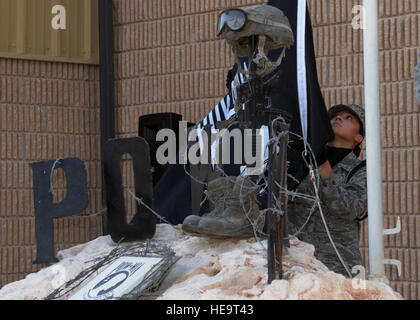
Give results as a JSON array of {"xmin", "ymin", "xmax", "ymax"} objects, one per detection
[
  {"xmin": 415, "ymin": 55, "xmax": 420, "ymax": 104},
  {"xmin": 288, "ymin": 152, "xmax": 367, "ymax": 277}
]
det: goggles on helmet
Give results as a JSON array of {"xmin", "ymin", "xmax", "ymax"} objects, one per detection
[
  {"xmin": 216, "ymin": 9, "xmax": 248, "ymax": 36},
  {"xmin": 216, "ymin": 8, "xmax": 293, "ymax": 37}
]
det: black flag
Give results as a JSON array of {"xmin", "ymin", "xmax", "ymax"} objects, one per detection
[{"xmin": 267, "ymin": 0, "xmax": 333, "ymax": 157}]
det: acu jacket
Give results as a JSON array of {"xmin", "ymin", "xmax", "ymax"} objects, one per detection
[{"xmin": 287, "ymin": 152, "xmax": 367, "ymax": 277}]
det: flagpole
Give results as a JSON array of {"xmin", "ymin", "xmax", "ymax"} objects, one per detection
[{"xmin": 362, "ymin": 0, "xmax": 388, "ymax": 284}]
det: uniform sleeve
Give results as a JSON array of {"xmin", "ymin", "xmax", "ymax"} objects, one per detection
[{"xmin": 317, "ymin": 167, "xmax": 367, "ymax": 221}]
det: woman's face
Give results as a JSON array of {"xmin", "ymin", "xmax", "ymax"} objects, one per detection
[{"xmin": 330, "ymin": 111, "xmax": 363, "ymax": 145}]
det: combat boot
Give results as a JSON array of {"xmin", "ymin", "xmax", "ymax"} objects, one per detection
[
  {"xmin": 182, "ymin": 176, "xmax": 234, "ymax": 234},
  {"xmin": 195, "ymin": 175, "xmax": 263, "ymax": 238}
]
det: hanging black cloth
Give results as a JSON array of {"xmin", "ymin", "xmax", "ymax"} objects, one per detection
[{"xmin": 267, "ymin": 0, "xmax": 334, "ymax": 158}]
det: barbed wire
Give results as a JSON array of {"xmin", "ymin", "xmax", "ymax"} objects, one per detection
[
  {"xmin": 44, "ymin": 239, "xmax": 178, "ymax": 300},
  {"xmin": 45, "ymin": 237, "xmax": 127, "ymax": 300},
  {"xmin": 49, "ymin": 158, "xmax": 63, "ymax": 198},
  {"xmin": 179, "ymin": 116, "xmax": 353, "ymax": 278},
  {"xmin": 124, "ymin": 188, "xmax": 173, "ymax": 225}
]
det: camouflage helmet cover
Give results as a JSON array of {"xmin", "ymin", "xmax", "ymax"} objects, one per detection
[
  {"xmin": 328, "ymin": 104, "xmax": 365, "ymax": 137},
  {"xmin": 219, "ymin": 4, "xmax": 294, "ymax": 57}
]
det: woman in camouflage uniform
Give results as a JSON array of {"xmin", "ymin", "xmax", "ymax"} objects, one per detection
[{"xmin": 288, "ymin": 104, "xmax": 367, "ymax": 277}]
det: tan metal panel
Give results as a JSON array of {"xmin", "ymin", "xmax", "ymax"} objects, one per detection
[{"xmin": 0, "ymin": 0, "xmax": 99, "ymax": 64}]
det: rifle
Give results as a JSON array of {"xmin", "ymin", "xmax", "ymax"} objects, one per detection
[{"xmin": 235, "ymin": 35, "xmax": 291, "ymax": 283}]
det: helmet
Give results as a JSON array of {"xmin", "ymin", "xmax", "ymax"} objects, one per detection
[
  {"xmin": 328, "ymin": 104, "xmax": 365, "ymax": 137},
  {"xmin": 217, "ymin": 4, "xmax": 294, "ymax": 57}
]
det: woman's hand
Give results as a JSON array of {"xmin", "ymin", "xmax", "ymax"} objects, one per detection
[{"xmin": 318, "ymin": 160, "xmax": 332, "ymax": 179}]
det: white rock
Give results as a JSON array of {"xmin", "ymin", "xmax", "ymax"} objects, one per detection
[
  {"xmin": 0, "ymin": 235, "xmax": 118, "ymax": 300},
  {"xmin": 0, "ymin": 224, "xmax": 403, "ymax": 300}
]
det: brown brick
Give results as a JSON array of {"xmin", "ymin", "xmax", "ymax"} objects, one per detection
[{"xmin": 0, "ymin": 0, "xmax": 419, "ymax": 297}]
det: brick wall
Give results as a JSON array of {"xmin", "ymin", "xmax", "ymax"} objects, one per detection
[
  {"xmin": 113, "ymin": 0, "xmax": 420, "ymax": 299},
  {"xmin": 0, "ymin": 0, "xmax": 418, "ymax": 299},
  {"xmin": 0, "ymin": 59, "xmax": 103, "ymax": 287}
]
